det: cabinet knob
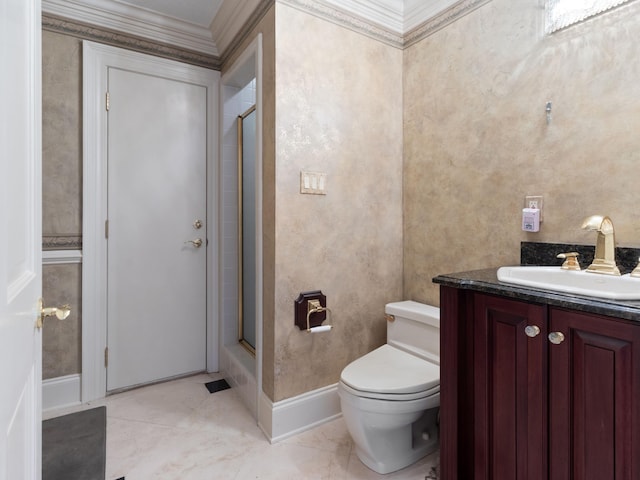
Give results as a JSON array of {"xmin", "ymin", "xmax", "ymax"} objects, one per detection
[
  {"xmin": 525, "ymin": 325, "xmax": 541, "ymax": 338},
  {"xmin": 548, "ymin": 331, "xmax": 565, "ymax": 345}
]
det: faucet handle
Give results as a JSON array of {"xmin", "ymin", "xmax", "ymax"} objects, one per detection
[{"xmin": 557, "ymin": 252, "xmax": 581, "ymax": 271}]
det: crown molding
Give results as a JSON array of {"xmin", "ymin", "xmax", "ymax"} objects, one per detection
[
  {"xmin": 319, "ymin": 0, "xmax": 485, "ymax": 34},
  {"xmin": 42, "ymin": 0, "xmax": 218, "ymax": 55},
  {"xmin": 279, "ymin": 0, "xmax": 404, "ymax": 48},
  {"xmin": 404, "ymin": 0, "xmax": 491, "ymax": 47},
  {"xmin": 405, "ymin": 0, "xmax": 459, "ymax": 31},
  {"xmin": 322, "ymin": 0, "xmax": 404, "ymax": 33},
  {"xmin": 278, "ymin": 0, "xmax": 492, "ymax": 48},
  {"xmin": 211, "ymin": 0, "xmax": 265, "ymax": 57},
  {"xmin": 42, "ymin": 13, "xmax": 220, "ymax": 69},
  {"xmin": 42, "ymin": 0, "xmax": 493, "ymax": 68},
  {"xmin": 218, "ymin": 0, "xmax": 274, "ymax": 67}
]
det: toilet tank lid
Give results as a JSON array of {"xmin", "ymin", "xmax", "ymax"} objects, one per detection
[{"xmin": 385, "ymin": 301, "xmax": 440, "ymax": 328}]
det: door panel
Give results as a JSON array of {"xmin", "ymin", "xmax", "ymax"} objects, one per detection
[
  {"xmin": 0, "ymin": 0, "xmax": 42, "ymax": 478},
  {"xmin": 473, "ymin": 294, "xmax": 547, "ymax": 480},
  {"xmin": 549, "ymin": 308, "xmax": 639, "ymax": 480},
  {"xmin": 106, "ymin": 68, "xmax": 207, "ymax": 391}
]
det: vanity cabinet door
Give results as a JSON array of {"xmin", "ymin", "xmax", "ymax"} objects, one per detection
[
  {"xmin": 548, "ymin": 308, "xmax": 640, "ymax": 480},
  {"xmin": 473, "ymin": 294, "xmax": 548, "ymax": 480}
]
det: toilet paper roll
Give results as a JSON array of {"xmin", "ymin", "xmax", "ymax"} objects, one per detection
[{"xmin": 308, "ymin": 325, "xmax": 332, "ymax": 333}]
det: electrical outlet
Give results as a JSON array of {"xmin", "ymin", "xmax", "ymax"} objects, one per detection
[{"xmin": 525, "ymin": 195, "xmax": 543, "ymax": 221}]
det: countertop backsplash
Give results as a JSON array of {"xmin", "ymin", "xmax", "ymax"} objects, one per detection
[{"xmin": 521, "ymin": 242, "xmax": 640, "ymax": 275}]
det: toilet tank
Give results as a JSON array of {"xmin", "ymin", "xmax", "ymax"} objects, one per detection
[{"xmin": 385, "ymin": 301, "xmax": 440, "ymax": 365}]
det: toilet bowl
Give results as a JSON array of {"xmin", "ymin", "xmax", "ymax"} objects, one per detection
[{"xmin": 338, "ymin": 301, "xmax": 440, "ymax": 474}]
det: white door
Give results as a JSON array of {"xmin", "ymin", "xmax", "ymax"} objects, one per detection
[
  {"xmin": 0, "ymin": 0, "xmax": 42, "ymax": 478},
  {"xmin": 106, "ymin": 68, "xmax": 207, "ymax": 391}
]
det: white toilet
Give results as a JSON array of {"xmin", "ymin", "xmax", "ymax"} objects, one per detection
[{"xmin": 338, "ymin": 300, "xmax": 440, "ymax": 474}]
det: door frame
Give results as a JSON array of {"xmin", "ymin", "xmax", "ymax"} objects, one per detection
[
  {"xmin": 219, "ymin": 34, "xmax": 263, "ymax": 420},
  {"xmin": 82, "ymin": 41, "xmax": 220, "ymax": 401}
]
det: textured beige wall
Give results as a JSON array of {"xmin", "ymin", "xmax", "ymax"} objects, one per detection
[
  {"xmin": 43, "ymin": 264, "xmax": 82, "ymax": 379},
  {"xmin": 404, "ymin": 0, "xmax": 640, "ymax": 306},
  {"xmin": 42, "ymin": 31, "xmax": 83, "ymax": 378},
  {"xmin": 272, "ymin": 4, "xmax": 404, "ymax": 401},
  {"xmin": 42, "ymin": 31, "xmax": 82, "ymax": 238}
]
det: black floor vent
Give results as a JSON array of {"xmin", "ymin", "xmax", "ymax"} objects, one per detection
[{"xmin": 205, "ymin": 379, "xmax": 231, "ymax": 394}]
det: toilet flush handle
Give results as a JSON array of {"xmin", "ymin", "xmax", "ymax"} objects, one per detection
[{"xmin": 385, "ymin": 314, "xmax": 395, "ymax": 322}]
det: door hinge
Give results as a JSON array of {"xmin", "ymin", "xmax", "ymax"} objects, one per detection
[
  {"xmin": 105, "ymin": 219, "xmax": 109, "ymax": 239},
  {"xmin": 104, "ymin": 347, "xmax": 109, "ymax": 367},
  {"xmin": 106, "ymin": 91, "xmax": 110, "ymax": 111}
]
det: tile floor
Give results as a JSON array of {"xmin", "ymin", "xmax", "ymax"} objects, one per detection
[{"xmin": 44, "ymin": 373, "xmax": 439, "ymax": 480}]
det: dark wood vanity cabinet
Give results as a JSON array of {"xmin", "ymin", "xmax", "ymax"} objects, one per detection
[
  {"xmin": 548, "ymin": 307, "xmax": 639, "ymax": 480},
  {"xmin": 440, "ymin": 286, "xmax": 640, "ymax": 480},
  {"xmin": 473, "ymin": 293, "xmax": 547, "ymax": 480}
]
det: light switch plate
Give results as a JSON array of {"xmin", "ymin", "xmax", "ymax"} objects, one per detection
[{"xmin": 300, "ymin": 171, "xmax": 327, "ymax": 195}]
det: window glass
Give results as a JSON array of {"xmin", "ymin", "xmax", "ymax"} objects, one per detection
[{"xmin": 547, "ymin": 0, "xmax": 634, "ymax": 32}]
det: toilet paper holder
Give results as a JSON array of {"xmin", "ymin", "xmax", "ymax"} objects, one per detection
[{"xmin": 294, "ymin": 291, "xmax": 333, "ymax": 332}]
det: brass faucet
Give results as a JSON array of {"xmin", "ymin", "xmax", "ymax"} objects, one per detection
[
  {"xmin": 557, "ymin": 252, "xmax": 581, "ymax": 270},
  {"xmin": 631, "ymin": 258, "xmax": 640, "ymax": 277},
  {"xmin": 581, "ymin": 215, "xmax": 620, "ymax": 276}
]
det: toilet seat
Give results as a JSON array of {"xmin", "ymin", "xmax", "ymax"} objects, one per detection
[
  {"xmin": 340, "ymin": 344, "xmax": 440, "ymax": 400},
  {"xmin": 340, "ymin": 380, "xmax": 440, "ymax": 402}
]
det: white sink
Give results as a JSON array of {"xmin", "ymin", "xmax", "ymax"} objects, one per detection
[{"xmin": 497, "ymin": 266, "xmax": 640, "ymax": 300}]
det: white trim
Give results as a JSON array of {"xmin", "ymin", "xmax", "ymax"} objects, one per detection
[
  {"xmin": 207, "ymin": 51, "xmax": 223, "ymax": 375},
  {"xmin": 280, "ymin": 0, "xmax": 491, "ymax": 47},
  {"xmin": 254, "ymin": 35, "xmax": 264, "ymax": 436},
  {"xmin": 42, "ymin": 374, "xmax": 82, "ymax": 412},
  {"xmin": 42, "ymin": 0, "xmax": 218, "ymax": 55},
  {"xmin": 318, "ymin": 0, "xmax": 404, "ymax": 33},
  {"xmin": 220, "ymin": 34, "xmax": 264, "ymax": 423},
  {"xmin": 43, "ymin": 0, "xmax": 491, "ymax": 58},
  {"xmin": 211, "ymin": 0, "xmax": 263, "ymax": 58},
  {"xmin": 83, "ymin": 41, "xmax": 219, "ymax": 402},
  {"xmin": 313, "ymin": 0, "xmax": 468, "ymax": 33},
  {"xmin": 42, "ymin": 250, "xmax": 83, "ymax": 265},
  {"xmin": 404, "ymin": 0, "xmax": 491, "ymax": 47},
  {"xmin": 404, "ymin": 0, "xmax": 465, "ymax": 31},
  {"xmin": 258, "ymin": 384, "xmax": 342, "ymax": 443},
  {"xmin": 81, "ymin": 40, "xmax": 107, "ymax": 402},
  {"xmin": 279, "ymin": 0, "xmax": 404, "ymax": 48}
]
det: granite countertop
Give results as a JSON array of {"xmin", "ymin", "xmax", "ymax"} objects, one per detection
[{"xmin": 433, "ymin": 268, "xmax": 640, "ymax": 322}]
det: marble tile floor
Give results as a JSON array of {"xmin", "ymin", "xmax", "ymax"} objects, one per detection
[{"xmin": 44, "ymin": 373, "xmax": 439, "ymax": 480}]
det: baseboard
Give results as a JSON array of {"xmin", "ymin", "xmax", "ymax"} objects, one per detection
[
  {"xmin": 43, "ymin": 374, "xmax": 82, "ymax": 412},
  {"xmin": 258, "ymin": 383, "xmax": 342, "ymax": 443}
]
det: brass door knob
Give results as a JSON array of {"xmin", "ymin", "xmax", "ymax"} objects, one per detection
[
  {"xmin": 185, "ymin": 238, "xmax": 203, "ymax": 248},
  {"xmin": 37, "ymin": 298, "xmax": 71, "ymax": 329}
]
